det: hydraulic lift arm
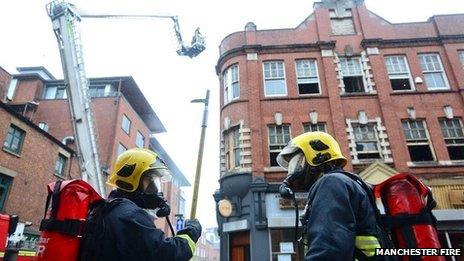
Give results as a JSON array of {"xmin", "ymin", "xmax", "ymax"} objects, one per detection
[{"xmin": 46, "ymin": 1, "xmax": 205, "ymax": 195}]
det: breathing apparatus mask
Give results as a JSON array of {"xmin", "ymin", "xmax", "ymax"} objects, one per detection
[
  {"xmin": 132, "ymin": 165, "xmax": 172, "ymax": 218},
  {"xmin": 277, "ymin": 151, "xmax": 321, "ymax": 199}
]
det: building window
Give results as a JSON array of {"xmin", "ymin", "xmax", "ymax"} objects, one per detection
[
  {"xmin": 459, "ymin": 51, "xmax": 464, "ymax": 66},
  {"xmin": 136, "ymin": 131, "xmax": 145, "ymax": 148},
  {"xmin": 352, "ymin": 123, "xmax": 381, "ymax": 160},
  {"xmin": 178, "ymin": 196, "xmax": 186, "ymax": 216},
  {"xmin": 225, "ymin": 127, "xmax": 241, "ymax": 170},
  {"xmin": 38, "ymin": 122, "xmax": 49, "ymax": 132},
  {"xmin": 88, "ymin": 85, "xmax": 106, "ymax": 98},
  {"xmin": 6, "ymin": 79, "xmax": 18, "ymax": 100},
  {"xmin": 329, "ymin": 9, "xmax": 355, "ymax": 35},
  {"xmin": 270, "ymin": 229, "xmax": 305, "ymax": 261},
  {"xmin": 418, "ymin": 54, "xmax": 449, "ymax": 90},
  {"xmin": 268, "ymin": 125, "xmax": 291, "ymax": 166},
  {"xmin": 54, "ymin": 154, "xmax": 67, "ymax": 177},
  {"xmin": 223, "ymin": 65, "xmax": 239, "ymax": 104},
  {"xmin": 385, "ymin": 56, "xmax": 413, "ymax": 91},
  {"xmin": 439, "ymin": 118, "xmax": 464, "ymax": 161},
  {"xmin": 43, "ymin": 85, "xmax": 67, "ymax": 99},
  {"xmin": 263, "ymin": 61, "xmax": 287, "ymax": 96},
  {"xmin": 296, "ymin": 60, "xmax": 320, "ymax": 95},
  {"xmin": 303, "ymin": 123, "xmax": 326, "ymax": 133},
  {"xmin": 3, "ymin": 125, "xmax": 25, "ymax": 155},
  {"xmin": 340, "ymin": 57, "xmax": 365, "ymax": 93},
  {"xmin": 0, "ymin": 175, "xmax": 12, "ymax": 211},
  {"xmin": 402, "ymin": 120, "xmax": 435, "ymax": 162},
  {"xmin": 117, "ymin": 143, "xmax": 127, "ymax": 156},
  {"xmin": 121, "ymin": 114, "xmax": 131, "ymax": 134}
]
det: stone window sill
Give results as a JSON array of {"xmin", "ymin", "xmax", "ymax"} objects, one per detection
[
  {"xmin": 407, "ymin": 161, "xmax": 464, "ymax": 168},
  {"xmin": 263, "ymin": 167, "xmax": 286, "ymax": 173}
]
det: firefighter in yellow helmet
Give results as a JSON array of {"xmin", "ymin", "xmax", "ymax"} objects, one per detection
[
  {"xmin": 81, "ymin": 148, "xmax": 201, "ymax": 261},
  {"xmin": 277, "ymin": 132, "xmax": 382, "ymax": 260}
]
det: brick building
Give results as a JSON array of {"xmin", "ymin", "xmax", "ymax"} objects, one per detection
[
  {"xmin": 0, "ymin": 99, "xmax": 79, "ymax": 249},
  {"xmin": 3, "ymin": 66, "xmax": 190, "ymax": 236},
  {"xmin": 214, "ymin": 0, "xmax": 464, "ymax": 260}
]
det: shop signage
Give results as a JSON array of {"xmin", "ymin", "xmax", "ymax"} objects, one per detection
[
  {"xmin": 218, "ymin": 199, "xmax": 233, "ymax": 217},
  {"xmin": 223, "ymin": 219, "xmax": 249, "ymax": 232},
  {"xmin": 278, "ymin": 192, "xmax": 308, "ymax": 209},
  {"xmin": 280, "ymin": 242, "xmax": 294, "ymax": 253}
]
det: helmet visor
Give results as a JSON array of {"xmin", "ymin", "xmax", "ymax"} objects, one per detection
[
  {"xmin": 287, "ymin": 152, "xmax": 307, "ymax": 178},
  {"xmin": 142, "ymin": 159, "xmax": 172, "ymax": 194},
  {"xmin": 276, "ymin": 144, "xmax": 301, "ymax": 169}
]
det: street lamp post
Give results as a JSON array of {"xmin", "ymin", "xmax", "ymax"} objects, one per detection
[{"xmin": 190, "ymin": 89, "xmax": 210, "ymax": 219}]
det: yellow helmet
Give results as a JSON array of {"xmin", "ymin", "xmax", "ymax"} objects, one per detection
[
  {"xmin": 277, "ymin": 131, "xmax": 347, "ymax": 168},
  {"xmin": 107, "ymin": 148, "xmax": 171, "ymax": 193}
]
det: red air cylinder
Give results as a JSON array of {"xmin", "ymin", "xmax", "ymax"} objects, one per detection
[
  {"xmin": 375, "ymin": 173, "xmax": 443, "ymax": 261},
  {"xmin": 36, "ymin": 180, "xmax": 102, "ymax": 261}
]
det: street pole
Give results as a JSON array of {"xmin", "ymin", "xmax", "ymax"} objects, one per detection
[{"xmin": 190, "ymin": 89, "xmax": 210, "ymax": 219}]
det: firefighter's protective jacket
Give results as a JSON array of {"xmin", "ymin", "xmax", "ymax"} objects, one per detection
[
  {"xmin": 85, "ymin": 195, "xmax": 194, "ymax": 261},
  {"xmin": 304, "ymin": 171, "xmax": 380, "ymax": 260}
]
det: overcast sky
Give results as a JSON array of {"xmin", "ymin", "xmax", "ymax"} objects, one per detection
[{"xmin": 1, "ymin": 0, "xmax": 463, "ymax": 229}]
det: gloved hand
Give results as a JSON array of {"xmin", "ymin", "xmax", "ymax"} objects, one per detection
[
  {"xmin": 177, "ymin": 219, "xmax": 202, "ymax": 243},
  {"xmin": 279, "ymin": 182, "xmax": 294, "ymax": 199}
]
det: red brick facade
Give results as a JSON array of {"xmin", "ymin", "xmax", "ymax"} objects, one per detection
[{"xmin": 217, "ymin": 2, "xmax": 464, "ymax": 183}]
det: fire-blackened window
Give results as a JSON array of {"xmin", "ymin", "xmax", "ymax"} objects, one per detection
[
  {"xmin": 385, "ymin": 56, "xmax": 413, "ymax": 91},
  {"xmin": 340, "ymin": 57, "xmax": 365, "ymax": 93},
  {"xmin": 402, "ymin": 120, "xmax": 435, "ymax": 162},
  {"xmin": 296, "ymin": 60, "xmax": 320, "ymax": 94},
  {"xmin": 268, "ymin": 125, "xmax": 291, "ymax": 167},
  {"xmin": 439, "ymin": 118, "xmax": 464, "ymax": 160}
]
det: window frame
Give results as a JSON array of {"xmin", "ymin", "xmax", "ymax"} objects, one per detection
[
  {"xmin": 263, "ymin": 61, "xmax": 288, "ymax": 97},
  {"xmin": 402, "ymin": 119, "xmax": 436, "ymax": 162},
  {"xmin": 224, "ymin": 127, "xmax": 241, "ymax": 170},
  {"xmin": 459, "ymin": 51, "xmax": 464, "ymax": 66},
  {"xmin": 121, "ymin": 114, "xmax": 131, "ymax": 135},
  {"xmin": 43, "ymin": 85, "xmax": 68, "ymax": 100},
  {"xmin": 418, "ymin": 53, "xmax": 450, "ymax": 90},
  {"xmin": 384, "ymin": 55, "xmax": 415, "ymax": 91},
  {"xmin": 3, "ymin": 125, "xmax": 26, "ymax": 155},
  {"xmin": 303, "ymin": 122, "xmax": 326, "ymax": 133},
  {"xmin": 295, "ymin": 59, "xmax": 321, "ymax": 95},
  {"xmin": 136, "ymin": 130, "xmax": 145, "ymax": 148},
  {"xmin": 223, "ymin": 64, "xmax": 240, "ymax": 104},
  {"xmin": 268, "ymin": 124, "xmax": 291, "ymax": 167},
  {"xmin": 117, "ymin": 143, "xmax": 127, "ymax": 156},
  {"xmin": 233, "ymin": 128, "xmax": 241, "ymax": 168},
  {"xmin": 88, "ymin": 84, "xmax": 107, "ymax": 98},
  {"xmin": 352, "ymin": 123, "xmax": 382, "ymax": 160},
  {"xmin": 54, "ymin": 154, "xmax": 68, "ymax": 177},
  {"xmin": 439, "ymin": 118, "xmax": 464, "ymax": 161},
  {"xmin": 339, "ymin": 57, "xmax": 367, "ymax": 93},
  {"xmin": 38, "ymin": 122, "xmax": 49, "ymax": 132},
  {"xmin": 0, "ymin": 174, "xmax": 12, "ymax": 211}
]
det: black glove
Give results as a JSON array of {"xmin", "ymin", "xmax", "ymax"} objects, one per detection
[
  {"xmin": 177, "ymin": 219, "xmax": 202, "ymax": 243},
  {"xmin": 279, "ymin": 182, "xmax": 294, "ymax": 199}
]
